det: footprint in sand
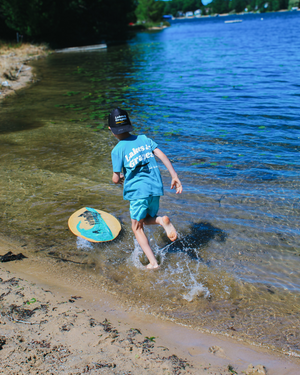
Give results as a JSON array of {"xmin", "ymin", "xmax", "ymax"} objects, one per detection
[
  {"xmin": 187, "ymin": 347, "xmax": 202, "ymax": 356},
  {"xmin": 208, "ymin": 345, "xmax": 227, "ymax": 359}
]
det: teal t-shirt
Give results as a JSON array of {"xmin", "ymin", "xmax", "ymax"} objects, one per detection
[{"xmin": 111, "ymin": 134, "xmax": 164, "ymax": 201}]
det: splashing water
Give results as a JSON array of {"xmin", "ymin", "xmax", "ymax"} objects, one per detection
[{"xmin": 76, "ymin": 237, "xmax": 94, "ymax": 251}]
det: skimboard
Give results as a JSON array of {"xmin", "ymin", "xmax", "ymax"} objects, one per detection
[{"xmin": 68, "ymin": 207, "xmax": 121, "ymax": 243}]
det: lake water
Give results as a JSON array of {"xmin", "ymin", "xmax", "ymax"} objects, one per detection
[{"xmin": 1, "ymin": 11, "xmax": 300, "ymax": 356}]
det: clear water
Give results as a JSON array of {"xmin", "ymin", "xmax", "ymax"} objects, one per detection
[{"xmin": 1, "ymin": 11, "xmax": 300, "ymax": 355}]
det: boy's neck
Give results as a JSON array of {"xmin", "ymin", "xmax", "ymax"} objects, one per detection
[{"xmin": 115, "ymin": 132, "xmax": 131, "ymax": 141}]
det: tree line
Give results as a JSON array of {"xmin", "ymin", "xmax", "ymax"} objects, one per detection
[
  {"xmin": 137, "ymin": 0, "xmax": 294, "ymax": 21},
  {"xmin": 208, "ymin": 0, "xmax": 290, "ymax": 14},
  {"xmin": 161, "ymin": 0, "xmax": 291, "ymax": 17},
  {"xmin": 0, "ymin": 0, "xmax": 137, "ymax": 47},
  {"xmin": 0, "ymin": 0, "xmax": 296, "ymax": 47}
]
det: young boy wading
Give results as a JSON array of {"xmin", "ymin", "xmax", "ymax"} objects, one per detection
[{"xmin": 109, "ymin": 108, "xmax": 183, "ymax": 269}]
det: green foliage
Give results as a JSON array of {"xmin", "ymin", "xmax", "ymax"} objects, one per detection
[
  {"xmin": 0, "ymin": 0, "xmax": 137, "ymax": 47},
  {"xmin": 26, "ymin": 298, "xmax": 37, "ymax": 305},
  {"xmin": 164, "ymin": 0, "xmax": 203, "ymax": 15},
  {"xmin": 145, "ymin": 336, "xmax": 156, "ymax": 342},
  {"xmin": 211, "ymin": 0, "xmax": 229, "ymax": 14},
  {"xmin": 136, "ymin": 0, "xmax": 165, "ymax": 22},
  {"xmin": 227, "ymin": 365, "xmax": 238, "ymax": 374},
  {"xmin": 289, "ymin": 0, "xmax": 299, "ymax": 8},
  {"xmin": 228, "ymin": 0, "xmax": 246, "ymax": 13}
]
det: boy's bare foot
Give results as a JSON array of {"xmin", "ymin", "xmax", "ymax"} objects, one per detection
[
  {"xmin": 160, "ymin": 216, "xmax": 177, "ymax": 241},
  {"xmin": 146, "ymin": 263, "xmax": 160, "ymax": 270}
]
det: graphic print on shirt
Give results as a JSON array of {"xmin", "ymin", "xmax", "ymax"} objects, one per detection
[{"xmin": 124, "ymin": 143, "xmax": 155, "ymax": 169}]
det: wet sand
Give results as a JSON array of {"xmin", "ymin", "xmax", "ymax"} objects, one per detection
[{"xmin": 1, "ymin": 235, "xmax": 299, "ymax": 374}]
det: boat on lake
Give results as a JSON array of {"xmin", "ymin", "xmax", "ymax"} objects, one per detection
[{"xmin": 225, "ymin": 19, "xmax": 243, "ymax": 23}]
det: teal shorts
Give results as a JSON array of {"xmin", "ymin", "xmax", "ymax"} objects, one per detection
[{"xmin": 129, "ymin": 196, "xmax": 160, "ymax": 222}]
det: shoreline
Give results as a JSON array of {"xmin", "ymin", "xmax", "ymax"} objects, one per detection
[
  {"xmin": 172, "ymin": 8, "xmax": 298, "ymax": 20},
  {"xmin": 0, "ymin": 43, "xmax": 50, "ymax": 101},
  {"xmin": 0, "ymin": 36, "xmax": 299, "ymax": 374},
  {"xmin": 1, "ymin": 235, "xmax": 299, "ymax": 374}
]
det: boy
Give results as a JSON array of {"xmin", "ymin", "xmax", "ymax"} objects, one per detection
[{"xmin": 109, "ymin": 108, "xmax": 182, "ymax": 269}]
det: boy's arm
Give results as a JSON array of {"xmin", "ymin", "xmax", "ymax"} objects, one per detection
[
  {"xmin": 111, "ymin": 148, "xmax": 124, "ymax": 185},
  {"xmin": 153, "ymin": 148, "xmax": 183, "ymax": 194},
  {"xmin": 112, "ymin": 172, "xmax": 124, "ymax": 185}
]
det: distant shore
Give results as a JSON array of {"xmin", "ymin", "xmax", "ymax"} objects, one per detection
[
  {"xmin": 131, "ymin": 9, "xmax": 300, "ymax": 31},
  {"xmin": 0, "ymin": 43, "xmax": 50, "ymax": 100},
  {"xmin": 172, "ymin": 8, "xmax": 299, "ymax": 20}
]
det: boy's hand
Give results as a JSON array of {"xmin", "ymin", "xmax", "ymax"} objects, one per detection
[
  {"xmin": 171, "ymin": 176, "xmax": 183, "ymax": 194},
  {"xmin": 112, "ymin": 172, "xmax": 124, "ymax": 185},
  {"xmin": 119, "ymin": 173, "xmax": 125, "ymax": 185}
]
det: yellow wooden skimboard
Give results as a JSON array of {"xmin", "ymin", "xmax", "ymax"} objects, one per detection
[{"xmin": 68, "ymin": 207, "xmax": 121, "ymax": 243}]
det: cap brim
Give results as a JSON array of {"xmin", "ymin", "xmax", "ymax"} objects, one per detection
[{"xmin": 110, "ymin": 124, "xmax": 133, "ymax": 135}]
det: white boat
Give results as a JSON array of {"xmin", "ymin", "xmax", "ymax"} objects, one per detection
[{"xmin": 225, "ymin": 19, "xmax": 243, "ymax": 23}]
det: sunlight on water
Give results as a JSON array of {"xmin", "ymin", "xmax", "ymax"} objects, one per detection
[{"xmin": 0, "ymin": 11, "xmax": 300, "ymax": 355}]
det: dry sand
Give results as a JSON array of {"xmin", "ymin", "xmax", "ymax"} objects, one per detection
[
  {"xmin": 0, "ymin": 43, "xmax": 49, "ymax": 100},
  {"xmin": 0, "ymin": 236, "xmax": 299, "ymax": 375}
]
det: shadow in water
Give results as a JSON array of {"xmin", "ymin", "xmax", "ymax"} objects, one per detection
[
  {"xmin": 162, "ymin": 222, "xmax": 226, "ymax": 260},
  {"xmin": 0, "ymin": 118, "xmax": 43, "ymax": 134}
]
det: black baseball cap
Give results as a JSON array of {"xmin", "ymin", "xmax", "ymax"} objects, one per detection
[{"xmin": 108, "ymin": 108, "xmax": 133, "ymax": 135}]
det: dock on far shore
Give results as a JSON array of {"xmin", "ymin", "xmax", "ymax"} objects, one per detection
[{"xmin": 55, "ymin": 44, "xmax": 107, "ymax": 53}]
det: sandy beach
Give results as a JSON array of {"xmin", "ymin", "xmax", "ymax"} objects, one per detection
[
  {"xmin": 0, "ymin": 43, "xmax": 49, "ymax": 101},
  {"xmin": 0, "ymin": 44, "xmax": 299, "ymax": 375},
  {"xmin": 1, "ymin": 235, "xmax": 299, "ymax": 375}
]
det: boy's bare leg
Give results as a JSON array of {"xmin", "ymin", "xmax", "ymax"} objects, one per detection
[
  {"xmin": 144, "ymin": 215, "xmax": 177, "ymax": 241},
  {"xmin": 131, "ymin": 219, "xmax": 159, "ymax": 269}
]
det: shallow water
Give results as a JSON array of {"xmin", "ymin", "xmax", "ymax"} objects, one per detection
[{"xmin": 0, "ymin": 11, "xmax": 300, "ymax": 355}]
